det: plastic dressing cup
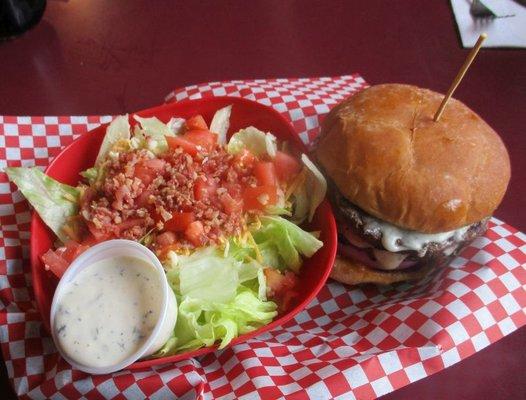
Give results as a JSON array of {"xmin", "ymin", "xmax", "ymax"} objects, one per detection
[{"xmin": 49, "ymin": 240, "xmax": 177, "ymax": 374}]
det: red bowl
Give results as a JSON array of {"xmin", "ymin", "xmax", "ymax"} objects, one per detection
[{"xmin": 30, "ymin": 96, "xmax": 337, "ymax": 369}]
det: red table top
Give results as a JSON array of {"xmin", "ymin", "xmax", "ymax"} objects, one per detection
[{"xmin": 1, "ymin": 1, "xmax": 524, "ymax": 398}]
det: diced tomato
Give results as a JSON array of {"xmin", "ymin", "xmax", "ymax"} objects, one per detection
[
  {"xmin": 224, "ymin": 182, "xmax": 243, "ymax": 199},
  {"xmin": 87, "ymin": 222, "xmax": 113, "ymax": 242},
  {"xmin": 137, "ymin": 189, "xmax": 153, "ymax": 207},
  {"xmin": 184, "ymin": 130, "xmax": 217, "ymax": 152},
  {"xmin": 156, "ymin": 231, "xmax": 177, "ymax": 247},
  {"xmin": 265, "ymin": 269, "xmax": 298, "ymax": 295},
  {"xmin": 243, "ymin": 185, "xmax": 278, "ymax": 211},
  {"xmin": 219, "ymin": 192, "xmax": 243, "ymax": 214},
  {"xmin": 142, "ymin": 158, "xmax": 166, "ymax": 170},
  {"xmin": 166, "ymin": 135, "xmax": 198, "ymax": 156},
  {"xmin": 81, "ymin": 233, "xmax": 99, "ymax": 247},
  {"xmin": 134, "ymin": 164, "xmax": 156, "ymax": 186},
  {"xmin": 41, "ymin": 249, "xmax": 70, "ymax": 278},
  {"xmin": 62, "ymin": 240, "xmax": 90, "ymax": 263},
  {"xmin": 264, "ymin": 269, "xmax": 299, "ymax": 312},
  {"xmin": 194, "ymin": 178, "xmax": 218, "ymax": 201},
  {"xmin": 234, "ymin": 149, "xmax": 256, "ymax": 168},
  {"xmin": 280, "ymin": 289, "xmax": 299, "ymax": 312},
  {"xmin": 164, "ymin": 211, "xmax": 195, "ymax": 232},
  {"xmin": 254, "ymin": 161, "xmax": 278, "ymax": 186},
  {"xmin": 185, "ymin": 221, "xmax": 207, "ymax": 247},
  {"xmin": 264, "ymin": 268, "xmax": 285, "ymax": 295},
  {"xmin": 273, "ymin": 151, "xmax": 302, "ymax": 182},
  {"xmin": 186, "ymin": 115, "xmax": 208, "ymax": 131}
]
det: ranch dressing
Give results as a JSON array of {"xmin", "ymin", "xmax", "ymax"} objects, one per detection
[{"xmin": 53, "ymin": 256, "xmax": 163, "ymax": 369}]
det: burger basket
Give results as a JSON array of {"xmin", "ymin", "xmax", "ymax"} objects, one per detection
[{"xmin": 1, "ymin": 75, "xmax": 525, "ymax": 399}]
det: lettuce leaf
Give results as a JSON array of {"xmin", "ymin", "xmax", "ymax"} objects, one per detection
[
  {"xmin": 289, "ymin": 155, "xmax": 327, "ymax": 223},
  {"xmin": 210, "ymin": 105, "xmax": 232, "ymax": 145},
  {"xmin": 133, "ymin": 115, "xmax": 175, "ymax": 154},
  {"xmin": 5, "ymin": 167, "xmax": 79, "ymax": 243},
  {"xmin": 95, "ymin": 115, "xmax": 130, "ymax": 166},
  {"xmin": 79, "ymin": 167, "xmax": 98, "ymax": 184},
  {"xmin": 178, "ymin": 248, "xmax": 240, "ymax": 304},
  {"xmin": 167, "ymin": 117, "xmax": 186, "ymax": 135},
  {"xmin": 133, "ymin": 115, "xmax": 174, "ymax": 137},
  {"xmin": 252, "ymin": 216, "xmax": 323, "ymax": 272},
  {"xmin": 301, "ymin": 154, "xmax": 327, "ymax": 222},
  {"xmin": 227, "ymin": 126, "xmax": 277, "ymax": 158},
  {"xmin": 156, "ymin": 247, "xmax": 277, "ymax": 355},
  {"xmin": 157, "ymin": 288, "xmax": 277, "ymax": 354}
]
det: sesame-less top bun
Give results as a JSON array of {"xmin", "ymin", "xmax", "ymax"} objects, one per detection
[{"xmin": 315, "ymin": 84, "xmax": 511, "ymax": 233}]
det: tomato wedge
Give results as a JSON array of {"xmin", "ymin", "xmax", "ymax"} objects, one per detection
[
  {"xmin": 243, "ymin": 185, "xmax": 278, "ymax": 211},
  {"xmin": 273, "ymin": 151, "xmax": 302, "ymax": 182},
  {"xmin": 186, "ymin": 115, "xmax": 208, "ymax": 131},
  {"xmin": 254, "ymin": 161, "xmax": 278, "ymax": 186},
  {"xmin": 166, "ymin": 135, "xmax": 198, "ymax": 156},
  {"xmin": 164, "ymin": 211, "xmax": 195, "ymax": 232}
]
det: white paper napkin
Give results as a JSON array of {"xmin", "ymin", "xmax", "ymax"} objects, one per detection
[{"xmin": 450, "ymin": 0, "xmax": 526, "ymax": 48}]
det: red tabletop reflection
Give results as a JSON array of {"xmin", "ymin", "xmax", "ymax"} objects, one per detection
[{"xmin": 0, "ymin": 1, "xmax": 524, "ymax": 399}]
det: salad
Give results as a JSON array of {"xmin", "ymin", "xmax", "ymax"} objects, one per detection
[{"xmin": 6, "ymin": 105, "xmax": 327, "ymax": 354}]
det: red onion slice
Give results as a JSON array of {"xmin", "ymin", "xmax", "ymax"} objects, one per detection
[{"xmin": 338, "ymin": 242, "xmax": 419, "ymax": 271}]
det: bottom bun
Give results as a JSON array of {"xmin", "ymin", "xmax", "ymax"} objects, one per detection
[{"xmin": 330, "ymin": 256, "xmax": 433, "ymax": 285}]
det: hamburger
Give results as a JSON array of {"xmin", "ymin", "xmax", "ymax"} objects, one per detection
[{"xmin": 315, "ymin": 84, "xmax": 511, "ymax": 285}]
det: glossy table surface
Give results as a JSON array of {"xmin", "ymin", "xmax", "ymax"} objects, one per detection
[{"xmin": 1, "ymin": 1, "xmax": 525, "ymax": 399}]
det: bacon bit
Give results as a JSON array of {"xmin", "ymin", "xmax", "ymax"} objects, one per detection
[
  {"xmin": 257, "ymin": 194, "xmax": 270, "ymax": 205},
  {"xmin": 81, "ymin": 146, "xmax": 257, "ymax": 248}
]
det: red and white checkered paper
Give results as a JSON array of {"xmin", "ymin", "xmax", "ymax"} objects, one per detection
[{"xmin": 1, "ymin": 75, "xmax": 526, "ymax": 400}]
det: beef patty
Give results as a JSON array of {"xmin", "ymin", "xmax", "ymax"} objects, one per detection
[{"xmin": 331, "ymin": 188, "xmax": 488, "ymax": 271}]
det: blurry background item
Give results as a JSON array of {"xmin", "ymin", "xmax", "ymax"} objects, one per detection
[
  {"xmin": 470, "ymin": 0, "xmax": 516, "ymax": 18},
  {"xmin": 451, "ymin": 0, "xmax": 526, "ymax": 47},
  {"xmin": 0, "ymin": 0, "xmax": 46, "ymax": 40}
]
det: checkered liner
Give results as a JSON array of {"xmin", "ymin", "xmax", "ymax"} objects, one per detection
[{"xmin": 1, "ymin": 75, "xmax": 525, "ymax": 399}]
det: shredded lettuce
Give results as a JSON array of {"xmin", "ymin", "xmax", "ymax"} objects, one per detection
[
  {"xmin": 252, "ymin": 216, "xmax": 323, "ymax": 272},
  {"xmin": 133, "ymin": 115, "xmax": 174, "ymax": 137},
  {"xmin": 133, "ymin": 115, "xmax": 175, "ymax": 154},
  {"xmin": 5, "ymin": 167, "xmax": 79, "ymax": 243},
  {"xmin": 227, "ymin": 126, "xmax": 277, "ymax": 158},
  {"xmin": 210, "ymin": 105, "xmax": 232, "ymax": 145},
  {"xmin": 288, "ymin": 155, "xmax": 327, "ymax": 224},
  {"xmin": 156, "ymin": 247, "xmax": 277, "ymax": 355},
  {"xmin": 167, "ymin": 117, "xmax": 186, "ymax": 135},
  {"xmin": 167, "ymin": 288, "xmax": 277, "ymax": 352},
  {"xmin": 301, "ymin": 154, "xmax": 327, "ymax": 222},
  {"xmin": 95, "ymin": 115, "xmax": 130, "ymax": 166},
  {"xmin": 79, "ymin": 167, "xmax": 99, "ymax": 185},
  {"xmin": 178, "ymin": 249, "xmax": 240, "ymax": 304}
]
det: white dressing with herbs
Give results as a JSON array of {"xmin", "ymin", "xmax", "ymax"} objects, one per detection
[{"xmin": 53, "ymin": 256, "xmax": 163, "ymax": 369}]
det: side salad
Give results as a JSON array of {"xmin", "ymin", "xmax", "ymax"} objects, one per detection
[{"xmin": 6, "ymin": 106, "xmax": 327, "ymax": 354}]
